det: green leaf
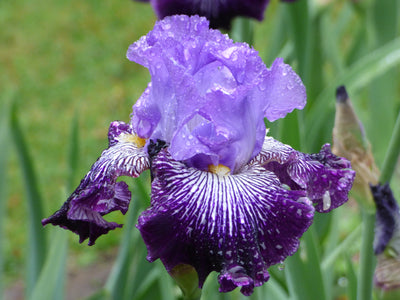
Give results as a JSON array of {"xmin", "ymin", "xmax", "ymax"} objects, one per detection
[
  {"xmin": 345, "ymin": 254, "xmax": 357, "ymax": 300},
  {"xmin": 67, "ymin": 113, "xmax": 80, "ymax": 193},
  {"xmin": 285, "ymin": 228, "xmax": 327, "ymax": 300},
  {"xmin": 29, "ymin": 229, "xmax": 68, "ymax": 300},
  {"xmin": 0, "ymin": 98, "xmax": 11, "ymax": 298},
  {"xmin": 307, "ymin": 36, "xmax": 400, "ymax": 151},
  {"xmin": 10, "ymin": 102, "xmax": 47, "ymax": 294}
]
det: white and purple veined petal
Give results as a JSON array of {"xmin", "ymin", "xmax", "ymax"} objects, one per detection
[
  {"xmin": 137, "ymin": 149, "xmax": 315, "ymax": 295},
  {"xmin": 42, "ymin": 121, "xmax": 150, "ymax": 245},
  {"xmin": 251, "ymin": 136, "xmax": 355, "ymax": 212}
]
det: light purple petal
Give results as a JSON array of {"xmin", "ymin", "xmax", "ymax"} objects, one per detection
[
  {"xmin": 260, "ymin": 58, "xmax": 306, "ymax": 122},
  {"xmin": 137, "ymin": 149, "xmax": 314, "ymax": 295},
  {"xmin": 128, "ymin": 15, "xmax": 306, "ymax": 173},
  {"xmin": 251, "ymin": 136, "xmax": 355, "ymax": 212},
  {"xmin": 42, "ymin": 121, "xmax": 150, "ymax": 245}
]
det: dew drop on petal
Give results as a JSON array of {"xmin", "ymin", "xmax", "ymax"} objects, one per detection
[{"xmin": 323, "ymin": 190, "xmax": 331, "ymax": 211}]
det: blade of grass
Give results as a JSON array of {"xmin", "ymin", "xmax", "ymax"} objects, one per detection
[
  {"xmin": 0, "ymin": 99, "xmax": 11, "ymax": 299},
  {"xmin": 285, "ymin": 227, "xmax": 327, "ymax": 300},
  {"xmin": 380, "ymin": 110, "xmax": 400, "ymax": 184},
  {"xmin": 231, "ymin": 17, "xmax": 254, "ymax": 45},
  {"xmin": 256, "ymin": 275, "xmax": 290, "ymax": 300},
  {"xmin": 104, "ymin": 192, "xmax": 140, "ymax": 299},
  {"xmin": 307, "ymin": 36, "xmax": 400, "ymax": 151},
  {"xmin": 302, "ymin": 228, "xmax": 327, "ymax": 300},
  {"xmin": 285, "ymin": 251, "xmax": 308, "ymax": 300},
  {"xmin": 29, "ymin": 229, "xmax": 67, "ymax": 300},
  {"xmin": 10, "ymin": 102, "xmax": 47, "ymax": 295},
  {"xmin": 356, "ymin": 210, "xmax": 376, "ymax": 300},
  {"xmin": 345, "ymin": 254, "xmax": 357, "ymax": 300},
  {"xmin": 104, "ymin": 174, "xmax": 150, "ymax": 299},
  {"xmin": 321, "ymin": 225, "xmax": 362, "ymax": 272},
  {"xmin": 67, "ymin": 113, "xmax": 80, "ymax": 192},
  {"xmin": 366, "ymin": 0, "xmax": 400, "ymax": 163}
]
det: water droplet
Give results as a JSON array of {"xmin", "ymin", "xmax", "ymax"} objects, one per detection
[
  {"xmin": 278, "ymin": 262, "xmax": 285, "ymax": 271},
  {"xmin": 161, "ymin": 22, "xmax": 171, "ymax": 30},
  {"xmin": 323, "ymin": 190, "xmax": 331, "ymax": 211}
]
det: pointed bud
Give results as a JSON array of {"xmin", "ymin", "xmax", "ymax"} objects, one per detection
[{"xmin": 332, "ymin": 86, "xmax": 379, "ymax": 209}]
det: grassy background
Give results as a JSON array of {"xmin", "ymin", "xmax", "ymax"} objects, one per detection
[
  {"xmin": 1, "ymin": 0, "xmax": 156, "ymax": 283},
  {"xmin": 1, "ymin": 0, "xmax": 400, "ymax": 298}
]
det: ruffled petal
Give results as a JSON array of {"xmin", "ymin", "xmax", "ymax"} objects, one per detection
[
  {"xmin": 260, "ymin": 58, "xmax": 306, "ymax": 122},
  {"xmin": 42, "ymin": 121, "xmax": 150, "ymax": 245},
  {"xmin": 128, "ymin": 15, "xmax": 306, "ymax": 173},
  {"xmin": 137, "ymin": 149, "xmax": 314, "ymax": 295},
  {"xmin": 251, "ymin": 136, "xmax": 355, "ymax": 212}
]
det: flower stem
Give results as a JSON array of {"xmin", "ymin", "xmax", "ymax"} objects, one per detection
[
  {"xmin": 357, "ymin": 209, "xmax": 376, "ymax": 300},
  {"xmin": 356, "ymin": 109, "xmax": 400, "ymax": 300},
  {"xmin": 380, "ymin": 109, "xmax": 400, "ymax": 183}
]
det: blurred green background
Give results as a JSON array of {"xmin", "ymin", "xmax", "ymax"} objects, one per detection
[
  {"xmin": 1, "ymin": 0, "xmax": 156, "ymax": 288},
  {"xmin": 1, "ymin": 0, "xmax": 400, "ymax": 299}
]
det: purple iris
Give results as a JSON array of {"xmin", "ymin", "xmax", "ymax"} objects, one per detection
[
  {"xmin": 42, "ymin": 15, "xmax": 355, "ymax": 295},
  {"xmin": 135, "ymin": 0, "xmax": 297, "ymax": 29}
]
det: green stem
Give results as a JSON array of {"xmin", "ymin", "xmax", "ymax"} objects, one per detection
[
  {"xmin": 380, "ymin": 109, "xmax": 400, "ymax": 183},
  {"xmin": 321, "ymin": 225, "xmax": 362, "ymax": 271},
  {"xmin": 357, "ymin": 210, "xmax": 376, "ymax": 300}
]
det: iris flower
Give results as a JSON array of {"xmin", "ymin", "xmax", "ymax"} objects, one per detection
[
  {"xmin": 42, "ymin": 15, "xmax": 355, "ymax": 295},
  {"xmin": 135, "ymin": 0, "xmax": 298, "ymax": 29}
]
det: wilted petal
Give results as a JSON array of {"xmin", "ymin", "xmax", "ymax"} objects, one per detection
[
  {"xmin": 252, "ymin": 136, "xmax": 355, "ymax": 212},
  {"xmin": 375, "ymin": 256, "xmax": 400, "ymax": 291},
  {"xmin": 42, "ymin": 121, "xmax": 150, "ymax": 245},
  {"xmin": 138, "ymin": 149, "xmax": 314, "ymax": 295},
  {"xmin": 371, "ymin": 183, "xmax": 400, "ymax": 255}
]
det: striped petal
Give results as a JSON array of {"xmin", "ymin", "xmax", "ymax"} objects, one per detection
[
  {"xmin": 137, "ymin": 149, "xmax": 314, "ymax": 295},
  {"xmin": 252, "ymin": 136, "xmax": 355, "ymax": 212},
  {"xmin": 42, "ymin": 121, "xmax": 150, "ymax": 245}
]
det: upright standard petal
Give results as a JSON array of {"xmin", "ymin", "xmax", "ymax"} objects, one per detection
[
  {"xmin": 137, "ymin": 149, "xmax": 314, "ymax": 295},
  {"xmin": 251, "ymin": 136, "xmax": 355, "ymax": 212},
  {"xmin": 127, "ymin": 15, "xmax": 306, "ymax": 173},
  {"xmin": 42, "ymin": 121, "xmax": 150, "ymax": 245}
]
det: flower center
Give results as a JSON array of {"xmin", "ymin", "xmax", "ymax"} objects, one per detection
[
  {"xmin": 117, "ymin": 133, "xmax": 146, "ymax": 148},
  {"xmin": 208, "ymin": 164, "xmax": 231, "ymax": 176}
]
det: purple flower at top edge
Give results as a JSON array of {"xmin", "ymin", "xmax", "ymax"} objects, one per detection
[
  {"xmin": 42, "ymin": 15, "xmax": 355, "ymax": 296},
  {"xmin": 134, "ymin": 0, "xmax": 298, "ymax": 29}
]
